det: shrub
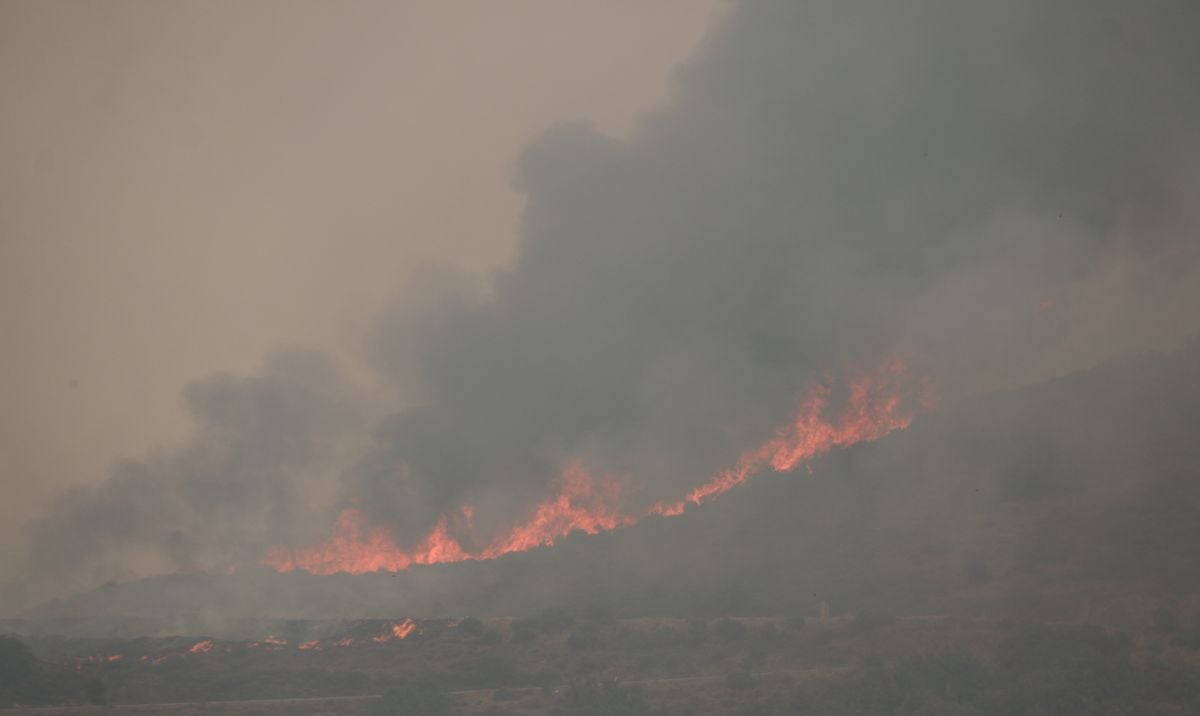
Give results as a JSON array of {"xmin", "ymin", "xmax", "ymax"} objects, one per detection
[
  {"xmin": 83, "ymin": 678, "xmax": 108, "ymax": 706},
  {"xmin": 1153, "ymin": 607, "xmax": 1181, "ymax": 633},
  {"xmin": 0, "ymin": 636, "xmax": 43, "ymax": 706},
  {"xmin": 511, "ymin": 618, "xmax": 539, "ymax": 644},
  {"xmin": 584, "ymin": 603, "xmax": 617, "ymax": 625},
  {"xmin": 535, "ymin": 607, "xmax": 575, "ymax": 635},
  {"xmin": 963, "ymin": 557, "xmax": 991, "ymax": 585},
  {"xmin": 893, "ymin": 653, "xmax": 989, "ymax": 703},
  {"xmin": 554, "ymin": 678, "xmax": 649, "ymax": 716},
  {"xmin": 712, "ymin": 618, "xmax": 748, "ymax": 642},
  {"xmin": 850, "ymin": 609, "xmax": 897, "ymax": 633},
  {"xmin": 726, "ymin": 670, "xmax": 758, "ymax": 690},
  {"xmin": 451, "ymin": 654, "xmax": 520, "ymax": 688},
  {"xmin": 783, "ymin": 615, "xmax": 807, "ymax": 634},
  {"xmin": 567, "ymin": 624, "xmax": 603, "ymax": 651},
  {"xmin": 369, "ymin": 677, "xmax": 450, "ymax": 716},
  {"xmin": 457, "ymin": 616, "xmax": 485, "ymax": 638}
]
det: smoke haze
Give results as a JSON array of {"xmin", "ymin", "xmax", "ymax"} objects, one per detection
[{"xmin": 7, "ymin": 0, "xmax": 1200, "ymax": 611}]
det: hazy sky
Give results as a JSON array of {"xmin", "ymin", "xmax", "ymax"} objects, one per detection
[
  {"xmin": 0, "ymin": 0, "xmax": 725, "ymax": 582},
  {"xmin": 6, "ymin": 1, "xmax": 1200, "ymax": 612}
]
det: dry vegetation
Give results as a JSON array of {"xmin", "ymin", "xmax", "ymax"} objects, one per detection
[{"xmin": 6, "ymin": 610, "xmax": 1200, "ymax": 715}]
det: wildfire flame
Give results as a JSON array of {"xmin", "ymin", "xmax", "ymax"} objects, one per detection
[
  {"xmin": 188, "ymin": 640, "xmax": 214, "ymax": 655},
  {"xmin": 74, "ymin": 654, "xmax": 125, "ymax": 669},
  {"xmin": 263, "ymin": 355, "xmax": 927, "ymax": 576},
  {"xmin": 263, "ymin": 463, "xmax": 632, "ymax": 575},
  {"xmin": 652, "ymin": 355, "xmax": 917, "ymax": 515},
  {"xmin": 297, "ymin": 639, "xmax": 321, "ymax": 650},
  {"xmin": 477, "ymin": 464, "xmax": 634, "ymax": 558},
  {"xmin": 373, "ymin": 618, "xmax": 417, "ymax": 643}
]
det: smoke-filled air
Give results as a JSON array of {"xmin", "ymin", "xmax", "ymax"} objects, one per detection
[{"xmin": 3, "ymin": 1, "xmax": 1200, "ymax": 713}]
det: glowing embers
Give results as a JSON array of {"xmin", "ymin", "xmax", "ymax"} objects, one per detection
[
  {"xmin": 372, "ymin": 618, "xmax": 417, "ymax": 643},
  {"xmin": 116, "ymin": 638, "xmax": 225, "ymax": 666},
  {"xmin": 73, "ymin": 654, "xmax": 125, "ymax": 670}
]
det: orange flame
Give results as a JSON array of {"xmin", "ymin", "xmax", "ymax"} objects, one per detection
[
  {"xmin": 263, "ymin": 356, "xmax": 926, "ymax": 576},
  {"xmin": 188, "ymin": 640, "xmax": 214, "ymax": 655},
  {"xmin": 297, "ymin": 639, "xmax": 321, "ymax": 650},
  {"xmin": 393, "ymin": 618, "xmax": 416, "ymax": 639},
  {"xmin": 373, "ymin": 618, "xmax": 417, "ymax": 642},
  {"xmin": 651, "ymin": 355, "xmax": 916, "ymax": 514},
  {"xmin": 478, "ymin": 463, "xmax": 634, "ymax": 557},
  {"xmin": 263, "ymin": 462, "xmax": 631, "ymax": 575}
]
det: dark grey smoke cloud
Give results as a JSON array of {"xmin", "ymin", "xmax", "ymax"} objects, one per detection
[
  {"xmin": 22, "ymin": 0, "xmax": 1200, "ymax": 597},
  {"xmin": 352, "ymin": 1, "xmax": 1200, "ymax": 533}
]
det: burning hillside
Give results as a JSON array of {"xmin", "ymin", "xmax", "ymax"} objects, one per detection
[
  {"xmin": 15, "ymin": 0, "xmax": 1200, "ymax": 625},
  {"xmin": 23, "ymin": 341, "xmax": 1200, "ymax": 628},
  {"xmin": 263, "ymin": 356, "xmax": 926, "ymax": 575}
]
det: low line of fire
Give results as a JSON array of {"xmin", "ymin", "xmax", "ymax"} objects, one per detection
[
  {"xmin": 70, "ymin": 618, "xmax": 427, "ymax": 670},
  {"xmin": 262, "ymin": 355, "xmax": 932, "ymax": 576}
]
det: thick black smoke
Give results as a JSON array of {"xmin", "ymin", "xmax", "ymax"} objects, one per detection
[{"xmin": 22, "ymin": 0, "xmax": 1200, "ymax": 599}]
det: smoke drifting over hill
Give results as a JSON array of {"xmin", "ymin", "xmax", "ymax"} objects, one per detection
[{"xmin": 17, "ymin": 0, "xmax": 1200, "ymax": 607}]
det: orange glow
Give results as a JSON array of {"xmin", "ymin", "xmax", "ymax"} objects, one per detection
[
  {"xmin": 478, "ymin": 463, "xmax": 634, "ymax": 558},
  {"xmin": 188, "ymin": 640, "xmax": 214, "ymax": 655},
  {"xmin": 333, "ymin": 636, "xmax": 354, "ymax": 647},
  {"xmin": 263, "ymin": 636, "xmax": 287, "ymax": 646},
  {"xmin": 263, "ymin": 356, "xmax": 926, "ymax": 576},
  {"xmin": 373, "ymin": 618, "xmax": 417, "ymax": 642},
  {"xmin": 652, "ymin": 355, "xmax": 917, "ymax": 514},
  {"xmin": 263, "ymin": 462, "xmax": 632, "ymax": 575},
  {"xmin": 297, "ymin": 640, "xmax": 321, "ymax": 650},
  {"xmin": 393, "ymin": 619, "xmax": 416, "ymax": 639}
]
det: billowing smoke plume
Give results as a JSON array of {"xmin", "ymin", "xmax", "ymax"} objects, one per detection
[
  {"xmin": 22, "ymin": 0, "xmax": 1200, "ymax": 599},
  {"xmin": 24, "ymin": 352, "xmax": 363, "ymax": 599},
  {"xmin": 344, "ymin": 0, "xmax": 1200, "ymax": 543}
]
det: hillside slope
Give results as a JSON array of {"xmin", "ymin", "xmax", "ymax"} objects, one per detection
[{"xmin": 25, "ymin": 340, "xmax": 1200, "ymax": 635}]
